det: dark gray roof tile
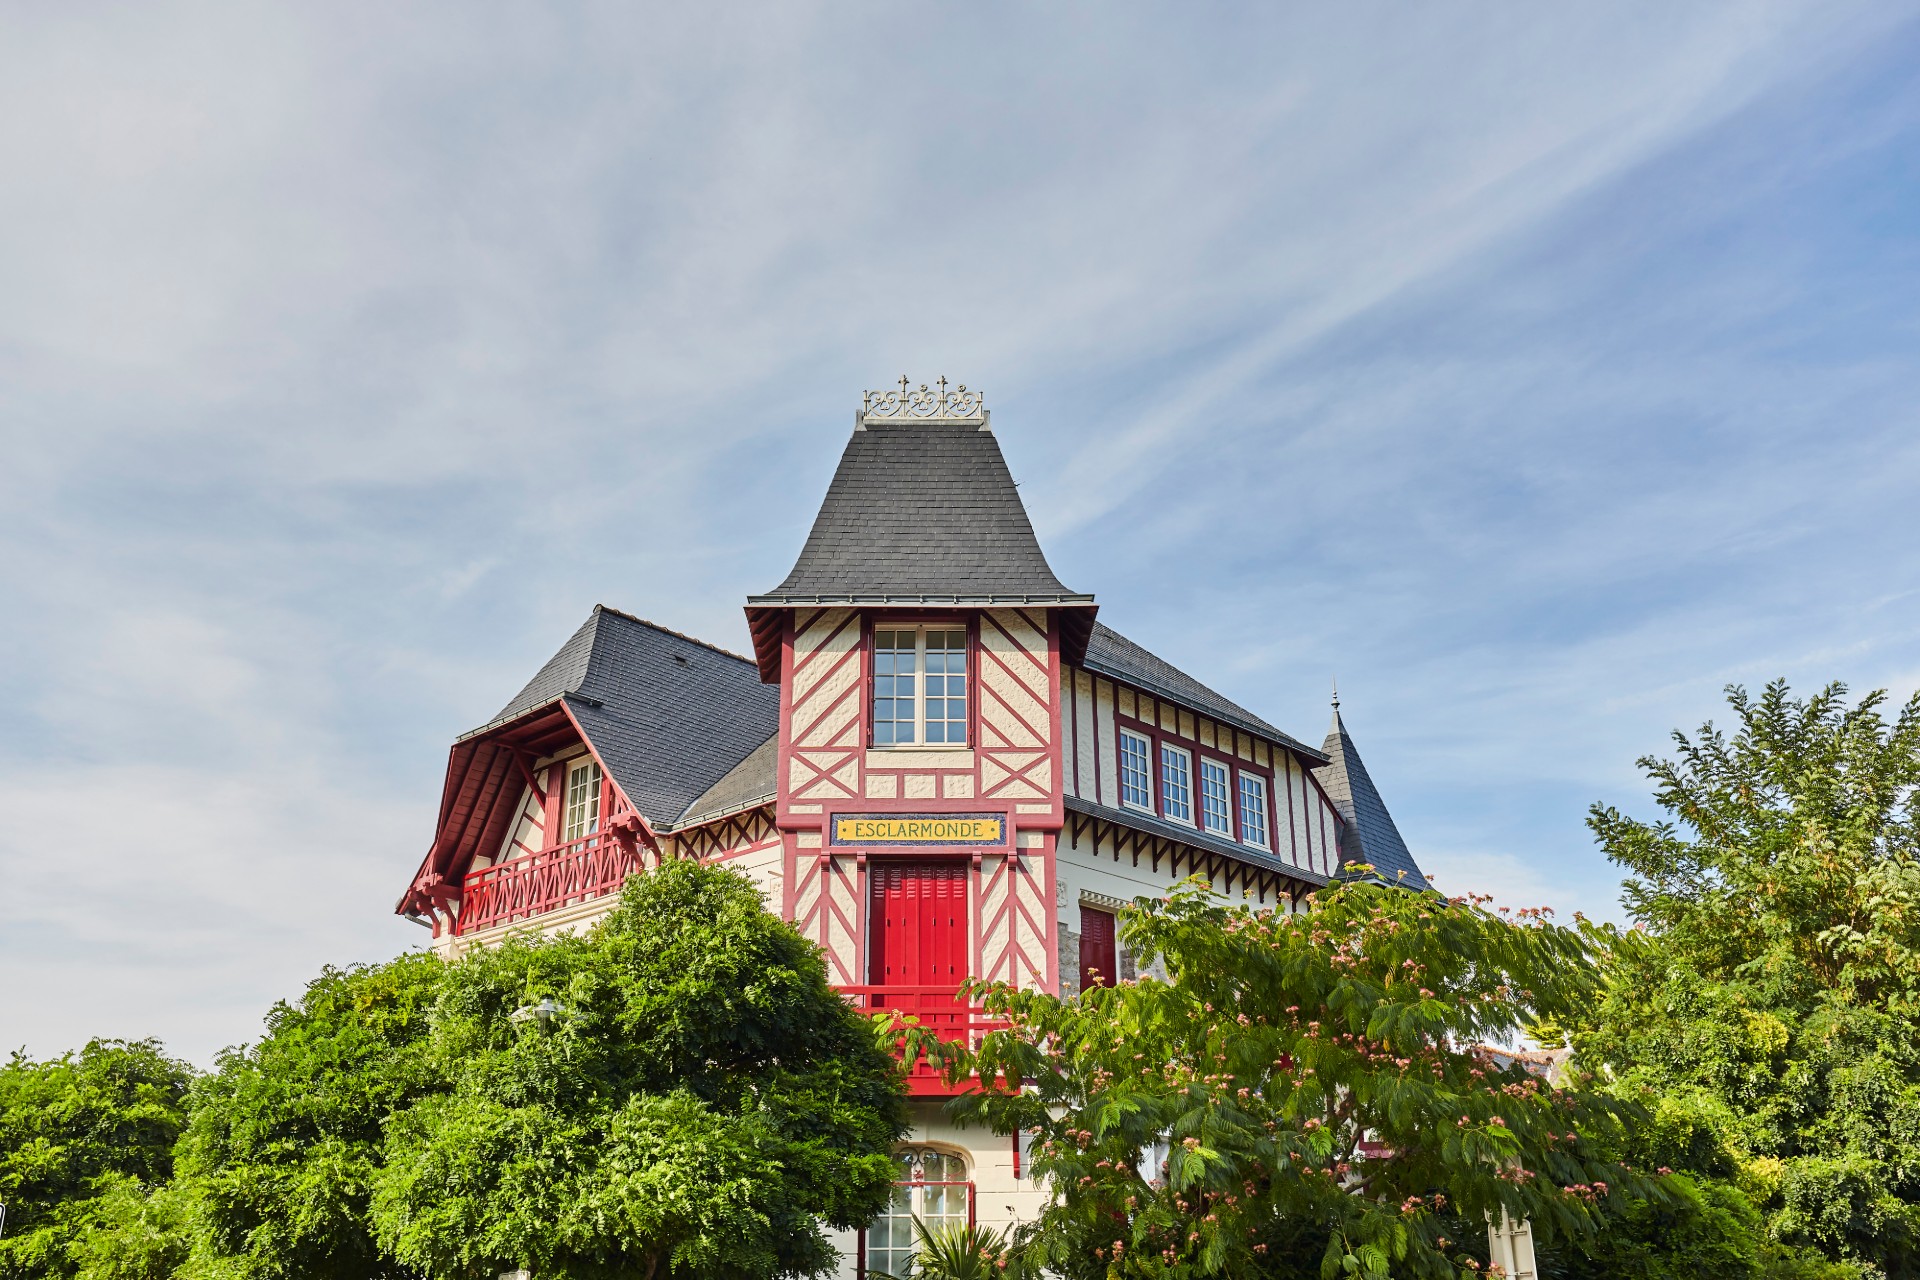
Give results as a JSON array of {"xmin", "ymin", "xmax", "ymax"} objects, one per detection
[{"xmin": 1317, "ymin": 706, "xmax": 1430, "ymax": 889}]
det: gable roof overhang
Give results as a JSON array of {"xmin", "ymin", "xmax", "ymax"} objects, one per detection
[{"xmin": 396, "ymin": 697, "xmax": 654, "ymax": 919}]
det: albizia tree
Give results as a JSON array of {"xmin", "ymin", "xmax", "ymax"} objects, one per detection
[{"xmin": 916, "ymin": 877, "xmax": 1668, "ymax": 1280}]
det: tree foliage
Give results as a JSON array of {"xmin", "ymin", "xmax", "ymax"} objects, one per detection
[
  {"xmin": 368, "ymin": 857, "xmax": 907, "ymax": 1280},
  {"xmin": 0, "ymin": 1040, "xmax": 194, "ymax": 1280},
  {"xmin": 916, "ymin": 876, "xmax": 1664, "ymax": 1280},
  {"xmin": 71, "ymin": 858, "xmax": 906, "ymax": 1280},
  {"xmin": 1575, "ymin": 680, "xmax": 1920, "ymax": 1275}
]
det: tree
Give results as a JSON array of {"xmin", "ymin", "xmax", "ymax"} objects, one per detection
[
  {"xmin": 915, "ymin": 876, "xmax": 1666, "ymax": 1279},
  {"xmin": 367, "ymin": 857, "xmax": 908, "ymax": 1280},
  {"xmin": 167, "ymin": 949, "xmax": 449, "ymax": 1279},
  {"xmin": 1574, "ymin": 680, "xmax": 1920, "ymax": 1275},
  {"xmin": 0, "ymin": 1039, "xmax": 195, "ymax": 1280}
]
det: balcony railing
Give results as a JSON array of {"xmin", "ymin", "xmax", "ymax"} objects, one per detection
[
  {"xmin": 841, "ymin": 985, "xmax": 1005, "ymax": 1091},
  {"xmin": 455, "ymin": 831, "xmax": 641, "ymax": 936}
]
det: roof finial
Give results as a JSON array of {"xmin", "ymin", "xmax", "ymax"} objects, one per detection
[
  {"xmin": 858, "ymin": 377, "xmax": 989, "ymax": 429},
  {"xmin": 1331, "ymin": 675, "xmax": 1340, "ymax": 711}
]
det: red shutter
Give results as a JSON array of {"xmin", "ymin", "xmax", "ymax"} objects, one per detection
[
  {"xmin": 1079, "ymin": 906, "xmax": 1117, "ymax": 991},
  {"xmin": 869, "ymin": 863, "xmax": 968, "ymax": 1019}
]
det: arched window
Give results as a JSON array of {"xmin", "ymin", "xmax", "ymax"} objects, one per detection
[{"xmin": 865, "ymin": 1145, "xmax": 971, "ymax": 1278}]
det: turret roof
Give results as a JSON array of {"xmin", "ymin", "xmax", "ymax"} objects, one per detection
[
  {"xmin": 1317, "ymin": 704, "xmax": 1430, "ymax": 889},
  {"xmin": 748, "ymin": 418, "xmax": 1091, "ymax": 607}
]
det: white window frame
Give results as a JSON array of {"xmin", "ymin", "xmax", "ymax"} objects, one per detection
[
  {"xmin": 563, "ymin": 757, "xmax": 602, "ymax": 843},
  {"xmin": 871, "ymin": 623, "xmax": 970, "ymax": 748},
  {"xmin": 1118, "ymin": 729, "xmax": 1155, "ymax": 812},
  {"xmin": 1198, "ymin": 757, "xmax": 1233, "ymax": 835},
  {"xmin": 1159, "ymin": 744, "xmax": 1194, "ymax": 825},
  {"xmin": 1238, "ymin": 773, "xmax": 1271, "ymax": 849}
]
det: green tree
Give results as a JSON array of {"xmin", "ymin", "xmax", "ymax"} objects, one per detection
[
  {"xmin": 367, "ymin": 857, "xmax": 907, "ymax": 1280},
  {"xmin": 169, "ymin": 949, "xmax": 448, "ymax": 1279},
  {"xmin": 0, "ymin": 1039, "xmax": 195, "ymax": 1280},
  {"xmin": 1575, "ymin": 680, "xmax": 1920, "ymax": 1275},
  {"xmin": 915, "ymin": 876, "xmax": 1665, "ymax": 1280}
]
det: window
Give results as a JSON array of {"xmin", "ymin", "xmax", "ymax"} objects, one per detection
[
  {"xmin": 563, "ymin": 759, "xmax": 601, "ymax": 842},
  {"xmin": 1079, "ymin": 905, "xmax": 1117, "ymax": 991},
  {"xmin": 1160, "ymin": 745, "xmax": 1192, "ymax": 824},
  {"xmin": 1199, "ymin": 759, "xmax": 1232, "ymax": 835},
  {"xmin": 866, "ymin": 1147, "xmax": 970, "ymax": 1278},
  {"xmin": 1118, "ymin": 730, "xmax": 1154, "ymax": 810},
  {"xmin": 872, "ymin": 626, "xmax": 969, "ymax": 745},
  {"xmin": 1239, "ymin": 774, "xmax": 1271, "ymax": 848}
]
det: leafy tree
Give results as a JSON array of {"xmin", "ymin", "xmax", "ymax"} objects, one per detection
[
  {"xmin": 914, "ymin": 876, "xmax": 1665, "ymax": 1279},
  {"xmin": 168, "ymin": 949, "xmax": 448, "ymax": 1279},
  {"xmin": 367, "ymin": 857, "xmax": 908, "ymax": 1280},
  {"xmin": 1574, "ymin": 680, "xmax": 1920, "ymax": 1275},
  {"xmin": 0, "ymin": 1039, "xmax": 194, "ymax": 1280}
]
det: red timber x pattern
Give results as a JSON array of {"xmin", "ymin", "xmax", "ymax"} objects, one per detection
[
  {"xmin": 677, "ymin": 806, "xmax": 780, "ymax": 865},
  {"xmin": 977, "ymin": 843, "xmax": 1053, "ymax": 988},
  {"xmin": 790, "ymin": 848, "xmax": 861, "ymax": 984},
  {"xmin": 783, "ymin": 608, "xmax": 863, "ymax": 809},
  {"xmin": 976, "ymin": 609, "xmax": 1059, "ymax": 815}
]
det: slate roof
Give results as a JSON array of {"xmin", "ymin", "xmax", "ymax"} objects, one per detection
[
  {"xmin": 675, "ymin": 733, "xmax": 777, "ymax": 827},
  {"xmin": 749, "ymin": 420, "xmax": 1091, "ymax": 605},
  {"xmin": 1083, "ymin": 623, "xmax": 1327, "ymax": 763},
  {"xmin": 1065, "ymin": 795, "xmax": 1331, "ymax": 888},
  {"xmin": 473, "ymin": 607, "xmax": 781, "ymax": 831},
  {"xmin": 1318, "ymin": 705, "xmax": 1430, "ymax": 890}
]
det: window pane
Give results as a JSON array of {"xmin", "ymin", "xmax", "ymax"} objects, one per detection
[
  {"xmin": 1239, "ymin": 776, "xmax": 1270, "ymax": 847},
  {"xmin": 1161, "ymin": 748, "xmax": 1192, "ymax": 823},
  {"xmin": 1120, "ymin": 732, "xmax": 1153, "ymax": 809},
  {"xmin": 1200, "ymin": 760, "xmax": 1232, "ymax": 834},
  {"xmin": 564, "ymin": 760, "xmax": 602, "ymax": 842}
]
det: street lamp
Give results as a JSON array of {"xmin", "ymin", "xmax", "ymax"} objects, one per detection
[{"xmin": 508, "ymin": 997, "xmax": 566, "ymax": 1029}]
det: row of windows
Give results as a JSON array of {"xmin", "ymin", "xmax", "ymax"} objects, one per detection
[{"xmin": 1118, "ymin": 727, "xmax": 1272, "ymax": 850}]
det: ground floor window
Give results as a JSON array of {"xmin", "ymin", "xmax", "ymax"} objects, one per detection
[{"xmin": 865, "ymin": 1146, "xmax": 971, "ymax": 1277}]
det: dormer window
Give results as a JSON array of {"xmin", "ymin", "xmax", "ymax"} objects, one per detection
[
  {"xmin": 872, "ymin": 626, "xmax": 969, "ymax": 746},
  {"xmin": 563, "ymin": 759, "xmax": 602, "ymax": 842}
]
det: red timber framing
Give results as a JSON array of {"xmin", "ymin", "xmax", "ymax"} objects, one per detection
[{"xmin": 456, "ymin": 829, "xmax": 641, "ymax": 934}]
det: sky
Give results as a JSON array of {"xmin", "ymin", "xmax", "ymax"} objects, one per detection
[{"xmin": 3, "ymin": 3, "xmax": 1918, "ymax": 1065}]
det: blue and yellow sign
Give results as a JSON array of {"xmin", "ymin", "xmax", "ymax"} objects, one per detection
[{"xmin": 830, "ymin": 813, "xmax": 1008, "ymax": 847}]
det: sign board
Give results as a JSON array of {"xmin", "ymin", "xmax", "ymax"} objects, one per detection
[{"xmin": 829, "ymin": 813, "xmax": 1007, "ymax": 847}]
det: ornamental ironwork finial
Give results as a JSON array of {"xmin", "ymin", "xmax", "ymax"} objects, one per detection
[{"xmin": 857, "ymin": 376, "xmax": 988, "ymax": 429}]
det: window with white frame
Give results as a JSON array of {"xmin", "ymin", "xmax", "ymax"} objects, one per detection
[
  {"xmin": 866, "ymin": 1146, "xmax": 971, "ymax": 1278},
  {"xmin": 1199, "ymin": 759, "xmax": 1232, "ymax": 835},
  {"xmin": 1160, "ymin": 745, "xmax": 1193, "ymax": 824},
  {"xmin": 563, "ymin": 759, "xmax": 602, "ymax": 842},
  {"xmin": 1119, "ymin": 730, "xmax": 1154, "ymax": 810},
  {"xmin": 872, "ymin": 626, "xmax": 969, "ymax": 745},
  {"xmin": 1239, "ymin": 774, "xmax": 1270, "ymax": 848}
]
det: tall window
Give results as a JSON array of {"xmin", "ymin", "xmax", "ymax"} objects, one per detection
[
  {"xmin": 1160, "ymin": 745, "xmax": 1192, "ymax": 824},
  {"xmin": 563, "ymin": 759, "xmax": 602, "ymax": 842},
  {"xmin": 1199, "ymin": 759, "xmax": 1232, "ymax": 834},
  {"xmin": 1239, "ymin": 774, "xmax": 1270, "ymax": 848},
  {"xmin": 872, "ymin": 627, "xmax": 968, "ymax": 745},
  {"xmin": 866, "ymin": 1147, "xmax": 970, "ymax": 1278},
  {"xmin": 1118, "ymin": 730, "xmax": 1153, "ymax": 810}
]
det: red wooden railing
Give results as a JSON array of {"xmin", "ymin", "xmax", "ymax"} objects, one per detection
[
  {"xmin": 841, "ymin": 985, "xmax": 1005, "ymax": 1092},
  {"xmin": 455, "ymin": 832, "xmax": 641, "ymax": 936}
]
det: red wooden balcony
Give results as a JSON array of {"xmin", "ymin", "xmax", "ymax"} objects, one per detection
[
  {"xmin": 455, "ymin": 831, "xmax": 641, "ymax": 936},
  {"xmin": 842, "ymin": 985, "xmax": 1004, "ymax": 1095}
]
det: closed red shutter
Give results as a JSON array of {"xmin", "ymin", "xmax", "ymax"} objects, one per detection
[
  {"xmin": 1079, "ymin": 906, "xmax": 1117, "ymax": 991},
  {"xmin": 869, "ymin": 863, "xmax": 968, "ymax": 1021}
]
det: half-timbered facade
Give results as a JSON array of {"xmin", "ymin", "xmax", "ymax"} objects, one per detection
[{"xmin": 396, "ymin": 381, "xmax": 1427, "ymax": 1277}]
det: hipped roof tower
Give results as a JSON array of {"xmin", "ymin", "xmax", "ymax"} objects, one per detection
[{"xmin": 746, "ymin": 377, "xmax": 1096, "ymax": 679}]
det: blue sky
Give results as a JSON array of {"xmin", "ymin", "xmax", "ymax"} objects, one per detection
[{"xmin": 3, "ymin": 4, "xmax": 1917, "ymax": 1063}]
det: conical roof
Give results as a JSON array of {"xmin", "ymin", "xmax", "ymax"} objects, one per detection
[{"xmin": 1318, "ymin": 703, "xmax": 1429, "ymax": 889}]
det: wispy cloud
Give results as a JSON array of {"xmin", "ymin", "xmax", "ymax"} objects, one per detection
[{"xmin": 2, "ymin": 3, "xmax": 1916, "ymax": 1061}]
